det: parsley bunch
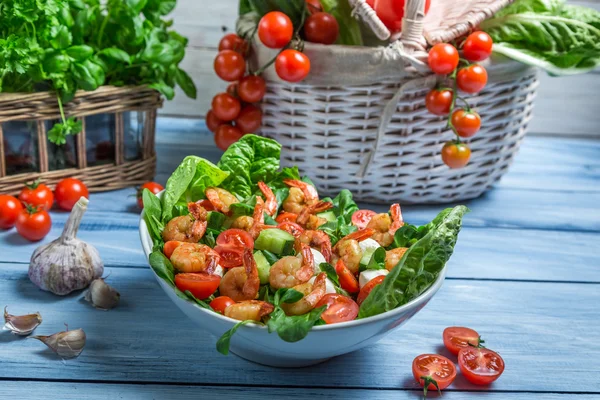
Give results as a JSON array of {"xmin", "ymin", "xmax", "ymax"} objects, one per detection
[{"xmin": 0, "ymin": 0, "xmax": 196, "ymax": 145}]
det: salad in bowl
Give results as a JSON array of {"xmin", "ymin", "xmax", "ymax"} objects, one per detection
[{"xmin": 141, "ymin": 134, "xmax": 467, "ymax": 366}]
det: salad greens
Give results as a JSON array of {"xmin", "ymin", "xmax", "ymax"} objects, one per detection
[
  {"xmin": 482, "ymin": 0, "xmax": 600, "ymax": 75},
  {"xmin": 144, "ymin": 134, "xmax": 467, "ymax": 352}
]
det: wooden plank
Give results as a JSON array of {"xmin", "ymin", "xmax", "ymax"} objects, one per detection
[
  {"xmin": 2, "ymin": 382, "xmax": 598, "ymax": 400},
  {"xmin": 0, "ymin": 264, "xmax": 598, "ymax": 393}
]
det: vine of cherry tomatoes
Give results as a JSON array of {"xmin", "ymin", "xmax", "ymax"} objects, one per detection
[
  {"xmin": 208, "ymin": 0, "xmax": 339, "ymax": 150},
  {"xmin": 425, "ymin": 31, "xmax": 494, "ymax": 169}
]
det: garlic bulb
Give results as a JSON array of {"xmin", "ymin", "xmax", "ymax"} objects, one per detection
[
  {"xmin": 31, "ymin": 327, "xmax": 86, "ymax": 359},
  {"xmin": 28, "ymin": 197, "xmax": 104, "ymax": 295},
  {"xmin": 4, "ymin": 306, "xmax": 42, "ymax": 335},
  {"xmin": 84, "ymin": 278, "xmax": 120, "ymax": 310}
]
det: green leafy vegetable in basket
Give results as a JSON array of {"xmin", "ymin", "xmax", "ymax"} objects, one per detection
[
  {"xmin": 0, "ymin": 0, "xmax": 196, "ymax": 145},
  {"xmin": 482, "ymin": 0, "xmax": 600, "ymax": 75}
]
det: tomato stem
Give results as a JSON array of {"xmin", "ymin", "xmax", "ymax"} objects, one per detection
[
  {"xmin": 468, "ymin": 335, "xmax": 486, "ymax": 348},
  {"xmin": 25, "ymin": 178, "xmax": 41, "ymax": 190},
  {"xmin": 445, "ymin": 69, "xmax": 462, "ymax": 142},
  {"xmin": 420, "ymin": 376, "xmax": 441, "ymax": 400},
  {"xmin": 455, "ymin": 95, "xmax": 472, "ymax": 111}
]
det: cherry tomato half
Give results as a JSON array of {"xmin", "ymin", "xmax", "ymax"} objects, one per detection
[
  {"xmin": 428, "ymin": 43, "xmax": 459, "ymax": 75},
  {"xmin": 457, "ymin": 64, "xmax": 488, "ymax": 93},
  {"xmin": 357, "ymin": 275, "xmax": 385, "ymax": 305},
  {"xmin": 163, "ymin": 240, "xmax": 184, "ymax": 259},
  {"xmin": 451, "ymin": 109, "xmax": 481, "ymax": 138},
  {"xmin": 238, "ymin": 75, "xmax": 266, "ymax": 103},
  {"xmin": 137, "ymin": 182, "xmax": 164, "ymax": 209},
  {"xmin": 351, "ymin": 209, "xmax": 376, "ymax": 230},
  {"xmin": 55, "ymin": 178, "xmax": 89, "ymax": 211},
  {"xmin": 275, "ymin": 49, "xmax": 311, "ymax": 83},
  {"xmin": 214, "ymin": 50, "xmax": 246, "ymax": 82},
  {"xmin": 315, "ymin": 293, "xmax": 359, "ymax": 324},
  {"xmin": 412, "ymin": 354, "xmax": 457, "ymax": 397},
  {"xmin": 218, "ymin": 33, "xmax": 249, "ymax": 55},
  {"xmin": 441, "ymin": 142, "xmax": 471, "ymax": 169},
  {"xmin": 458, "ymin": 346, "xmax": 505, "ymax": 385},
  {"xmin": 463, "ymin": 31, "xmax": 493, "ymax": 62},
  {"xmin": 16, "ymin": 206, "xmax": 52, "ymax": 242},
  {"xmin": 215, "ymin": 229, "xmax": 254, "ymax": 268},
  {"xmin": 304, "ymin": 12, "xmax": 339, "ymax": 45},
  {"xmin": 258, "ymin": 11, "xmax": 293, "ymax": 49},
  {"xmin": 235, "ymin": 104, "xmax": 263, "ymax": 134},
  {"xmin": 175, "ymin": 273, "xmax": 221, "ymax": 300},
  {"xmin": 212, "ymin": 93, "xmax": 241, "ymax": 122},
  {"xmin": 425, "ymin": 89, "xmax": 453, "ymax": 116},
  {"xmin": 0, "ymin": 195, "xmax": 23, "ymax": 229},
  {"xmin": 276, "ymin": 212, "xmax": 298, "ymax": 223},
  {"xmin": 206, "ymin": 110, "xmax": 224, "ymax": 133},
  {"xmin": 443, "ymin": 326, "xmax": 480, "ymax": 355},
  {"xmin": 210, "ymin": 296, "xmax": 236, "ymax": 314},
  {"xmin": 19, "ymin": 180, "xmax": 54, "ymax": 211},
  {"xmin": 335, "ymin": 259, "xmax": 359, "ymax": 293},
  {"xmin": 215, "ymin": 124, "xmax": 243, "ymax": 151}
]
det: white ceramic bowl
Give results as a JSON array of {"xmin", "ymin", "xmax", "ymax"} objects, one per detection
[{"xmin": 139, "ymin": 209, "xmax": 447, "ymax": 367}]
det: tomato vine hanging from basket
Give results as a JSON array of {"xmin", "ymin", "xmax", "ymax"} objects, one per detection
[{"xmin": 208, "ymin": 0, "xmax": 340, "ymax": 151}]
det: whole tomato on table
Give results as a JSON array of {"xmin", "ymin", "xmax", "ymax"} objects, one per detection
[
  {"xmin": 0, "ymin": 195, "xmax": 23, "ymax": 229},
  {"xmin": 55, "ymin": 178, "xmax": 89, "ymax": 211},
  {"xmin": 19, "ymin": 180, "xmax": 54, "ymax": 211},
  {"xmin": 16, "ymin": 205, "xmax": 52, "ymax": 241}
]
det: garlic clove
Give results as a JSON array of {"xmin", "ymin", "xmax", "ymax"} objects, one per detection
[
  {"xmin": 84, "ymin": 278, "xmax": 120, "ymax": 310},
  {"xmin": 3, "ymin": 306, "xmax": 42, "ymax": 336},
  {"xmin": 31, "ymin": 327, "xmax": 86, "ymax": 359}
]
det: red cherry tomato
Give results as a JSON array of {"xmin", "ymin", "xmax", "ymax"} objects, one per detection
[
  {"xmin": 351, "ymin": 209, "xmax": 376, "ymax": 230},
  {"xmin": 212, "ymin": 93, "xmax": 241, "ymax": 121},
  {"xmin": 275, "ymin": 49, "xmax": 311, "ymax": 83},
  {"xmin": 19, "ymin": 180, "xmax": 54, "ymax": 211},
  {"xmin": 457, "ymin": 64, "xmax": 488, "ymax": 93},
  {"xmin": 210, "ymin": 296, "xmax": 236, "ymax": 314},
  {"xmin": 356, "ymin": 275, "xmax": 385, "ymax": 305},
  {"xmin": 458, "ymin": 346, "xmax": 505, "ymax": 385},
  {"xmin": 218, "ymin": 33, "xmax": 249, "ymax": 55},
  {"xmin": 315, "ymin": 293, "xmax": 359, "ymax": 324},
  {"xmin": 441, "ymin": 142, "xmax": 471, "ymax": 169},
  {"xmin": 375, "ymin": 0, "xmax": 431, "ymax": 33},
  {"xmin": 304, "ymin": 12, "xmax": 339, "ymax": 45},
  {"xmin": 277, "ymin": 221, "xmax": 304, "ymax": 238},
  {"xmin": 335, "ymin": 259, "xmax": 360, "ymax": 293},
  {"xmin": 238, "ymin": 75, "xmax": 266, "ymax": 103},
  {"xmin": 306, "ymin": 0, "xmax": 323, "ymax": 14},
  {"xmin": 275, "ymin": 212, "xmax": 298, "ymax": 223},
  {"xmin": 214, "ymin": 124, "xmax": 243, "ymax": 151},
  {"xmin": 175, "ymin": 273, "xmax": 221, "ymax": 300},
  {"xmin": 206, "ymin": 110, "xmax": 224, "ymax": 133},
  {"xmin": 463, "ymin": 31, "xmax": 493, "ymax": 62},
  {"xmin": 163, "ymin": 240, "xmax": 184, "ymax": 259},
  {"xmin": 428, "ymin": 43, "xmax": 459, "ymax": 75},
  {"xmin": 425, "ymin": 89, "xmax": 453, "ymax": 116},
  {"xmin": 215, "ymin": 229, "xmax": 254, "ymax": 268},
  {"xmin": 226, "ymin": 82, "xmax": 238, "ymax": 97},
  {"xmin": 16, "ymin": 206, "xmax": 52, "ymax": 242},
  {"xmin": 443, "ymin": 326, "xmax": 480, "ymax": 355},
  {"xmin": 55, "ymin": 178, "xmax": 89, "ymax": 211},
  {"xmin": 0, "ymin": 195, "xmax": 23, "ymax": 229},
  {"xmin": 137, "ymin": 182, "xmax": 164, "ymax": 209},
  {"xmin": 214, "ymin": 50, "xmax": 246, "ymax": 82},
  {"xmin": 451, "ymin": 109, "xmax": 481, "ymax": 138},
  {"xmin": 412, "ymin": 354, "xmax": 457, "ymax": 398},
  {"xmin": 235, "ymin": 104, "xmax": 263, "ymax": 134},
  {"xmin": 258, "ymin": 11, "xmax": 293, "ymax": 49}
]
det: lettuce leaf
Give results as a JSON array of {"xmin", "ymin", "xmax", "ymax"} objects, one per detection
[
  {"xmin": 358, "ymin": 206, "xmax": 469, "ymax": 318},
  {"xmin": 218, "ymin": 134, "xmax": 282, "ymax": 199},
  {"xmin": 482, "ymin": 0, "xmax": 600, "ymax": 75}
]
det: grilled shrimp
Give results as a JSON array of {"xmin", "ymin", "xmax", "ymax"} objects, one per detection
[
  {"xmin": 219, "ymin": 248, "xmax": 260, "ymax": 301},
  {"xmin": 269, "ymin": 243, "xmax": 315, "ymax": 289},
  {"xmin": 170, "ymin": 243, "xmax": 219, "ymax": 273},
  {"xmin": 231, "ymin": 215, "xmax": 253, "ymax": 231},
  {"xmin": 258, "ymin": 181, "xmax": 278, "ymax": 217},
  {"xmin": 205, "ymin": 187, "xmax": 239, "ymax": 214},
  {"xmin": 296, "ymin": 230, "xmax": 332, "ymax": 263},
  {"xmin": 162, "ymin": 202, "xmax": 208, "ymax": 243},
  {"xmin": 367, "ymin": 204, "xmax": 404, "ymax": 247},
  {"xmin": 331, "ymin": 229, "xmax": 375, "ymax": 275},
  {"xmin": 224, "ymin": 300, "xmax": 274, "ymax": 322},
  {"xmin": 296, "ymin": 200, "xmax": 333, "ymax": 229},
  {"xmin": 282, "ymin": 179, "xmax": 318, "ymax": 214},
  {"xmin": 281, "ymin": 273, "xmax": 327, "ymax": 316},
  {"xmin": 385, "ymin": 247, "xmax": 408, "ymax": 271}
]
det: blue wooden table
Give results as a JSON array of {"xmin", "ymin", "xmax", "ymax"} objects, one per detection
[{"xmin": 2, "ymin": 118, "xmax": 599, "ymax": 399}]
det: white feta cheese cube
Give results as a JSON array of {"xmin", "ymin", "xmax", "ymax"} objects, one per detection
[{"xmin": 309, "ymin": 276, "xmax": 337, "ymax": 294}]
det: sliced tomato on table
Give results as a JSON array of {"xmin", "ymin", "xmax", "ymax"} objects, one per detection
[
  {"xmin": 315, "ymin": 294, "xmax": 359, "ymax": 324},
  {"xmin": 351, "ymin": 209, "xmax": 376, "ymax": 229},
  {"xmin": 276, "ymin": 212, "xmax": 298, "ymax": 224},
  {"xmin": 443, "ymin": 326, "xmax": 480, "ymax": 355},
  {"xmin": 174, "ymin": 273, "xmax": 221, "ymax": 300},
  {"xmin": 215, "ymin": 229, "xmax": 254, "ymax": 268},
  {"xmin": 458, "ymin": 345, "xmax": 505, "ymax": 385},
  {"xmin": 356, "ymin": 275, "xmax": 385, "ymax": 305},
  {"xmin": 335, "ymin": 259, "xmax": 359, "ymax": 293},
  {"xmin": 412, "ymin": 354, "xmax": 457, "ymax": 398}
]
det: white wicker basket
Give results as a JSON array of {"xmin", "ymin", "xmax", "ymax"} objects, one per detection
[{"xmin": 249, "ymin": 0, "xmax": 538, "ymax": 204}]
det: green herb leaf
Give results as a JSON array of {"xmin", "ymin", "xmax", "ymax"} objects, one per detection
[
  {"xmin": 267, "ymin": 306, "xmax": 326, "ymax": 342},
  {"xmin": 142, "ymin": 188, "xmax": 164, "ymax": 243},
  {"xmin": 217, "ymin": 320, "xmax": 254, "ymax": 355},
  {"xmin": 175, "ymin": 68, "xmax": 197, "ymax": 99},
  {"xmin": 148, "ymin": 251, "xmax": 175, "ymax": 285},
  {"xmin": 98, "ymin": 47, "xmax": 131, "ymax": 64},
  {"xmin": 50, "ymin": 26, "xmax": 73, "ymax": 50},
  {"xmin": 65, "ymin": 45, "xmax": 94, "ymax": 62},
  {"xmin": 319, "ymin": 262, "xmax": 340, "ymax": 287},
  {"xmin": 320, "ymin": 0, "xmax": 363, "ymax": 45}
]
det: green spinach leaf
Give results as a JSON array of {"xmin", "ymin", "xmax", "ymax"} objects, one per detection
[{"xmin": 217, "ymin": 320, "xmax": 254, "ymax": 355}]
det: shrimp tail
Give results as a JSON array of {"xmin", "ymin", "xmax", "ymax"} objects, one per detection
[
  {"xmin": 249, "ymin": 197, "xmax": 267, "ymax": 239},
  {"xmin": 187, "ymin": 201, "xmax": 208, "ymax": 220},
  {"xmin": 205, "ymin": 248, "xmax": 220, "ymax": 275},
  {"xmin": 334, "ymin": 228, "xmax": 375, "ymax": 250},
  {"xmin": 297, "ymin": 200, "xmax": 333, "ymax": 225},
  {"xmin": 258, "ymin": 181, "xmax": 278, "ymax": 216},
  {"xmin": 295, "ymin": 243, "xmax": 315, "ymax": 282},
  {"xmin": 389, "ymin": 203, "xmax": 404, "ymax": 233},
  {"xmin": 242, "ymin": 248, "xmax": 260, "ymax": 299},
  {"xmin": 304, "ymin": 272, "xmax": 327, "ymax": 306},
  {"xmin": 190, "ymin": 220, "xmax": 207, "ymax": 242},
  {"xmin": 283, "ymin": 179, "xmax": 319, "ymax": 203}
]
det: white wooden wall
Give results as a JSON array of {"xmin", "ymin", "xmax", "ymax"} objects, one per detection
[{"xmin": 163, "ymin": 0, "xmax": 600, "ymax": 137}]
